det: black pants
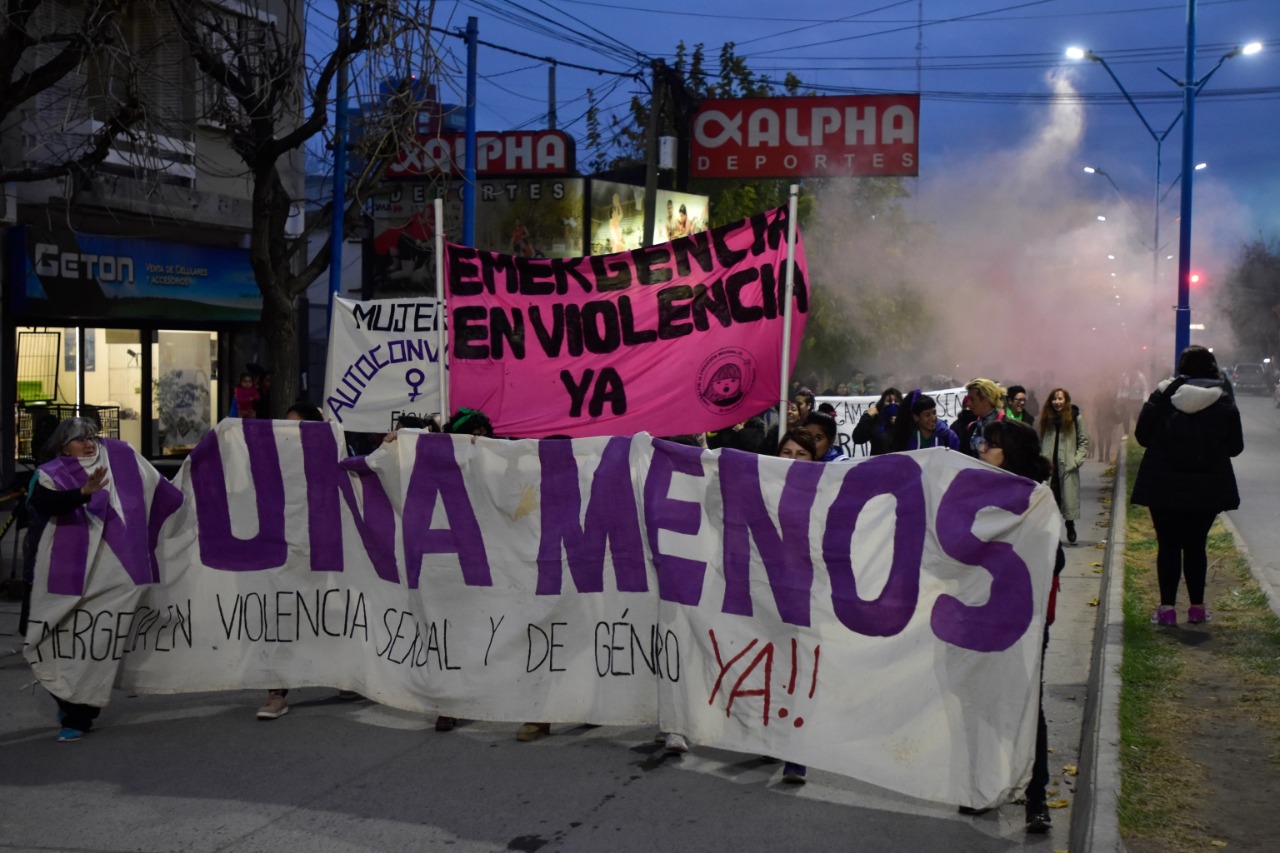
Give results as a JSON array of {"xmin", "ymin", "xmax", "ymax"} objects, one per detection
[
  {"xmin": 1149, "ymin": 506, "xmax": 1218, "ymax": 607},
  {"xmin": 54, "ymin": 696, "xmax": 100, "ymax": 733},
  {"xmin": 1027, "ymin": 629, "xmax": 1049, "ymax": 805}
]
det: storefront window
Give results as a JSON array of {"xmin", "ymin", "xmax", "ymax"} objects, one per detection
[
  {"xmin": 151, "ymin": 330, "xmax": 218, "ymax": 457},
  {"xmin": 14, "ymin": 326, "xmax": 138, "ymax": 458}
]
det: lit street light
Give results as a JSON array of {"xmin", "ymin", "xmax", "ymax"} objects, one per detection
[{"xmin": 1067, "ymin": 23, "xmax": 1261, "ymax": 370}]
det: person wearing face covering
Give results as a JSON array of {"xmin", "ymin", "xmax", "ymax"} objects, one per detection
[
  {"xmin": 851, "ymin": 387, "xmax": 902, "ymax": 456},
  {"xmin": 22, "ymin": 418, "xmax": 111, "ymax": 742}
]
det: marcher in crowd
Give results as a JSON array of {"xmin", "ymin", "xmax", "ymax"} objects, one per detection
[
  {"xmin": 1004, "ymin": 385, "xmax": 1035, "ymax": 427},
  {"xmin": 1039, "ymin": 388, "xmax": 1090, "ymax": 545},
  {"xmin": 793, "ymin": 389, "xmax": 815, "ymax": 424},
  {"xmin": 1090, "ymin": 383, "xmax": 1120, "ymax": 464},
  {"xmin": 1131, "ymin": 345, "xmax": 1243, "ymax": 626},
  {"xmin": 24, "ymin": 418, "xmax": 110, "ymax": 741},
  {"xmin": 435, "ymin": 407, "xmax": 495, "ymax": 734},
  {"xmin": 708, "ymin": 413, "xmax": 767, "ymax": 453},
  {"xmin": 760, "ymin": 401, "xmax": 802, "ymax": 457},
  {"xmin": 977, "ymin": 419, "xmax": 1060, "ymax": 834},
  {"xmin": 851, "ymin": 387, "xmax": 902, "ymax": 456},
  {"xmin": 801, "ymin": 412, "xmax": 849, "ymax": 462},
  {"xmin": 773, "ymin": 425, "xmax": 827, "ymax": 783},
  {"xmin": 891, "ymin": 390, "xmax": 960, "ymax": 451},
  {"xmin": 952, "ymin": 378, "xmax": 1005, "ymax": 457},
  {"xmin": 777, "ymin": 429, "xmax": 818, "ymax": 461},
  {"xmin": 286, "ymin": 402, "xmax": 324, "ymax": 422}
]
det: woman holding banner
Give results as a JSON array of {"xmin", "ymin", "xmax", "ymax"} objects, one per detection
[
  {"xmin": 434, "ymin": 408, "xmax": 496, "ymax": 733},
  {"xmin": 24, "ymin": 418, "xmax": 110, "ymax": 741},
  {"xmin": 976, "ymin": 419, "xmax": 1059, "ymax": 834}
]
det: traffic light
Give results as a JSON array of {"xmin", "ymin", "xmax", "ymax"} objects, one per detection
[{"xmin": 1190, "ymin": 271, "xmax": 1203, "ymax": 287}]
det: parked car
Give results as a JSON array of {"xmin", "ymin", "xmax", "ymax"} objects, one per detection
[{"xmin": 1232, "ymin": 362, "xmax": 1270, "ymax": 395}]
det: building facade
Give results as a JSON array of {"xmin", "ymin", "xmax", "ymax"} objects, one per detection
[{"xmin": 0, "ymin": 0, "xmax": 305, "ymax": 479}]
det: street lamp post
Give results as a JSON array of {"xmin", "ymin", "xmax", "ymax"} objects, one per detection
[{"xmin": 1067, "ymin": 24, "xmax": 1261, "ymax": 371}]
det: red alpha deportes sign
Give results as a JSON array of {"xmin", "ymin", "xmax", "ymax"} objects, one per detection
[{"xmin": 691, "ymin": 94, "xmax": 919, "ymax": 179}]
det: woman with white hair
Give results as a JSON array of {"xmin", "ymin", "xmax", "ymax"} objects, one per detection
[{"xmin": 22, "ymin": 417, "xmax": 109, "ymax": 741}]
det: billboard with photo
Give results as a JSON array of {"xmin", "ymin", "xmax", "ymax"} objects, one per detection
[
  {"xmin": 654, "ymin": 189, "xmax": 709, "ymax": 243},
  {"xmin": 368, "ymin": 178, "xmax": 585, "ymax": 296},
  {"xmin": 588, "ymin": 180, "xmax": 645, "ymax": 254},
  {"xmin": 589, "ymin": 183, "xmax": 710, "ymax": 253}
]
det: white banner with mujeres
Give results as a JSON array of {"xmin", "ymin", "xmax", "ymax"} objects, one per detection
[{"xmin": 323, "ymin": 296, "xmax": 444, "ymax": 431}]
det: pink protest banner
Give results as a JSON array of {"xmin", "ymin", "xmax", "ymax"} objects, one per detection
[{"xmin": 445, "ymin": 206, "xmax": 808, "ymax": 438}]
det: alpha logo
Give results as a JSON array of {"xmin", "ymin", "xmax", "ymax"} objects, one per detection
[{"xmin": 34, "ymin": 243, "xmax": 135, "ymax": 283}]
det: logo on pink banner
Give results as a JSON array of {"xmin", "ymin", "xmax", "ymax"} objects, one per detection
[{"xmin": 445, "ymin": 206, "xmax": 808, "ymax": 438}]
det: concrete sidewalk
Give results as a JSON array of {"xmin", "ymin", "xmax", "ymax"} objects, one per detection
[{"xmin": 0, "ymin": 461, "xmax": 1115, "ymax": 852}]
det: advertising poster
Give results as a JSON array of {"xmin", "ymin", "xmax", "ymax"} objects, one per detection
[
  {"xmin": 369, "ymin": 179, "xmax": 585, "ymax": 296},
  {"xmin": 654, "ymin": 189, "xmax": 710, "ymax": 243},
  {"xmin": 588, "ymin": 180, "xmax": 646, "ymax": 254}
]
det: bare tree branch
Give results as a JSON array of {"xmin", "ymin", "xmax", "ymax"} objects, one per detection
[{"xmin": 0, "ymin": 0, "xmax": 146, "ymax": 183}]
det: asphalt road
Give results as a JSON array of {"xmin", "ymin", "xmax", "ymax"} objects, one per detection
[
  {"xmin": 1225, "ymin": 394, "xmax": 1280, "ymax": 589},
  {"xmin": 0, "ymin": 461, "xmax": 1112, "ymax": 853}
]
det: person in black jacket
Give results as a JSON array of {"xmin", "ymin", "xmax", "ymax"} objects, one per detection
[
  {"xmin": 1131, "ymin": 345, "xmax": 1243, "ymax": 626},
  {"xmin": 851, "ymin": 387, "xmax": 902, "ymax": 456},
  {"xmin": 976, "ymin": 419, "xmax": 1061, "ymax": 834}
]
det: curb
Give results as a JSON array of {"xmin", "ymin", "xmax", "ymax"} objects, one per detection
[
  {"xmin": 1218, "ymin": 513, "xmax": 1280, "ymax": 621},
  {"xmin": 1070, "ymin": 453, "xmax": 1128, "ymax": 853}
]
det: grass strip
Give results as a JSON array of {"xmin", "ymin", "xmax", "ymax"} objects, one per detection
[{"xmin": 1117, "ymin": 441, "xmax": 1280, "ymax": 850}]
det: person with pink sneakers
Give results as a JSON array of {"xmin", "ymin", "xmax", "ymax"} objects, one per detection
[{"xmin": 1131, "ymin": 345, "xmax": 1243, "ymax": 626}]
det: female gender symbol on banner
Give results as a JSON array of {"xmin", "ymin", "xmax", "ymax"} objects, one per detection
[{"xmin": 405, "ymin": 368, "xmax": 425, "ymax": 401}]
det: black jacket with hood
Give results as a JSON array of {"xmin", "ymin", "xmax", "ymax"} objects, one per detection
[{"xmin": 1130, "ymin": 375, "xmax": 1243, "ymax": 512}]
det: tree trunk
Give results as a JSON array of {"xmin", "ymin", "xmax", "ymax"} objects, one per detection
[{"xmin": 260, "ymin": 286, "xmax": 298, "ymax": 419}]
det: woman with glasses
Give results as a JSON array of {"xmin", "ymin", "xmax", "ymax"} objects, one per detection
[
  {"xmin": 975, "ymin": 419, "xmax": 1060, "ymax": 834},
  {"xmin": 1004, "ymin": 385, "xmax": 1035, "ymax": 427},
  {"xmin": 21, "ymin": 417, "xmax": 110, "ymax": 741},
  {"xmin": 1038, "ymin": 388, "xmax": 1090, "ymax": 544}
]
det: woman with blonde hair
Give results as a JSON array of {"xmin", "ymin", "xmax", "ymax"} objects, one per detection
[
  {"xmin": 952, "ymin": 378, "xmax": 1006, "ymax": 457},
  {"xmin": 1039, "ymin": 388, "xmax": 1090, "ymax": 544}
]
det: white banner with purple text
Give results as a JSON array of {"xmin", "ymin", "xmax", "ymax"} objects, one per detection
[{"xmin": 24, "ymin": 421, "xmax": 1058, "ymax": 809}]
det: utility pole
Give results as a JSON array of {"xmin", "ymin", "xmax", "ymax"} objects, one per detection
[
  {"xmin": 547, "ymin": 61, "xmax": 557, "ymax": 130},
  {"xmin": 642, "ymin": 60, "xmax": 665, "ymax": 247}
]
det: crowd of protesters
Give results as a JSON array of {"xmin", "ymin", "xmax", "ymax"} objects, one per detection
[{"xmin": 19, "ymin": 348, "xmax": 1242, "ymax": 836}]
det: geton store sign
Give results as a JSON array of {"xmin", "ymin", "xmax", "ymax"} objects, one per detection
[{"xmin": 692, "ymin": 94, "xmax": 919, "ymax": 179}]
